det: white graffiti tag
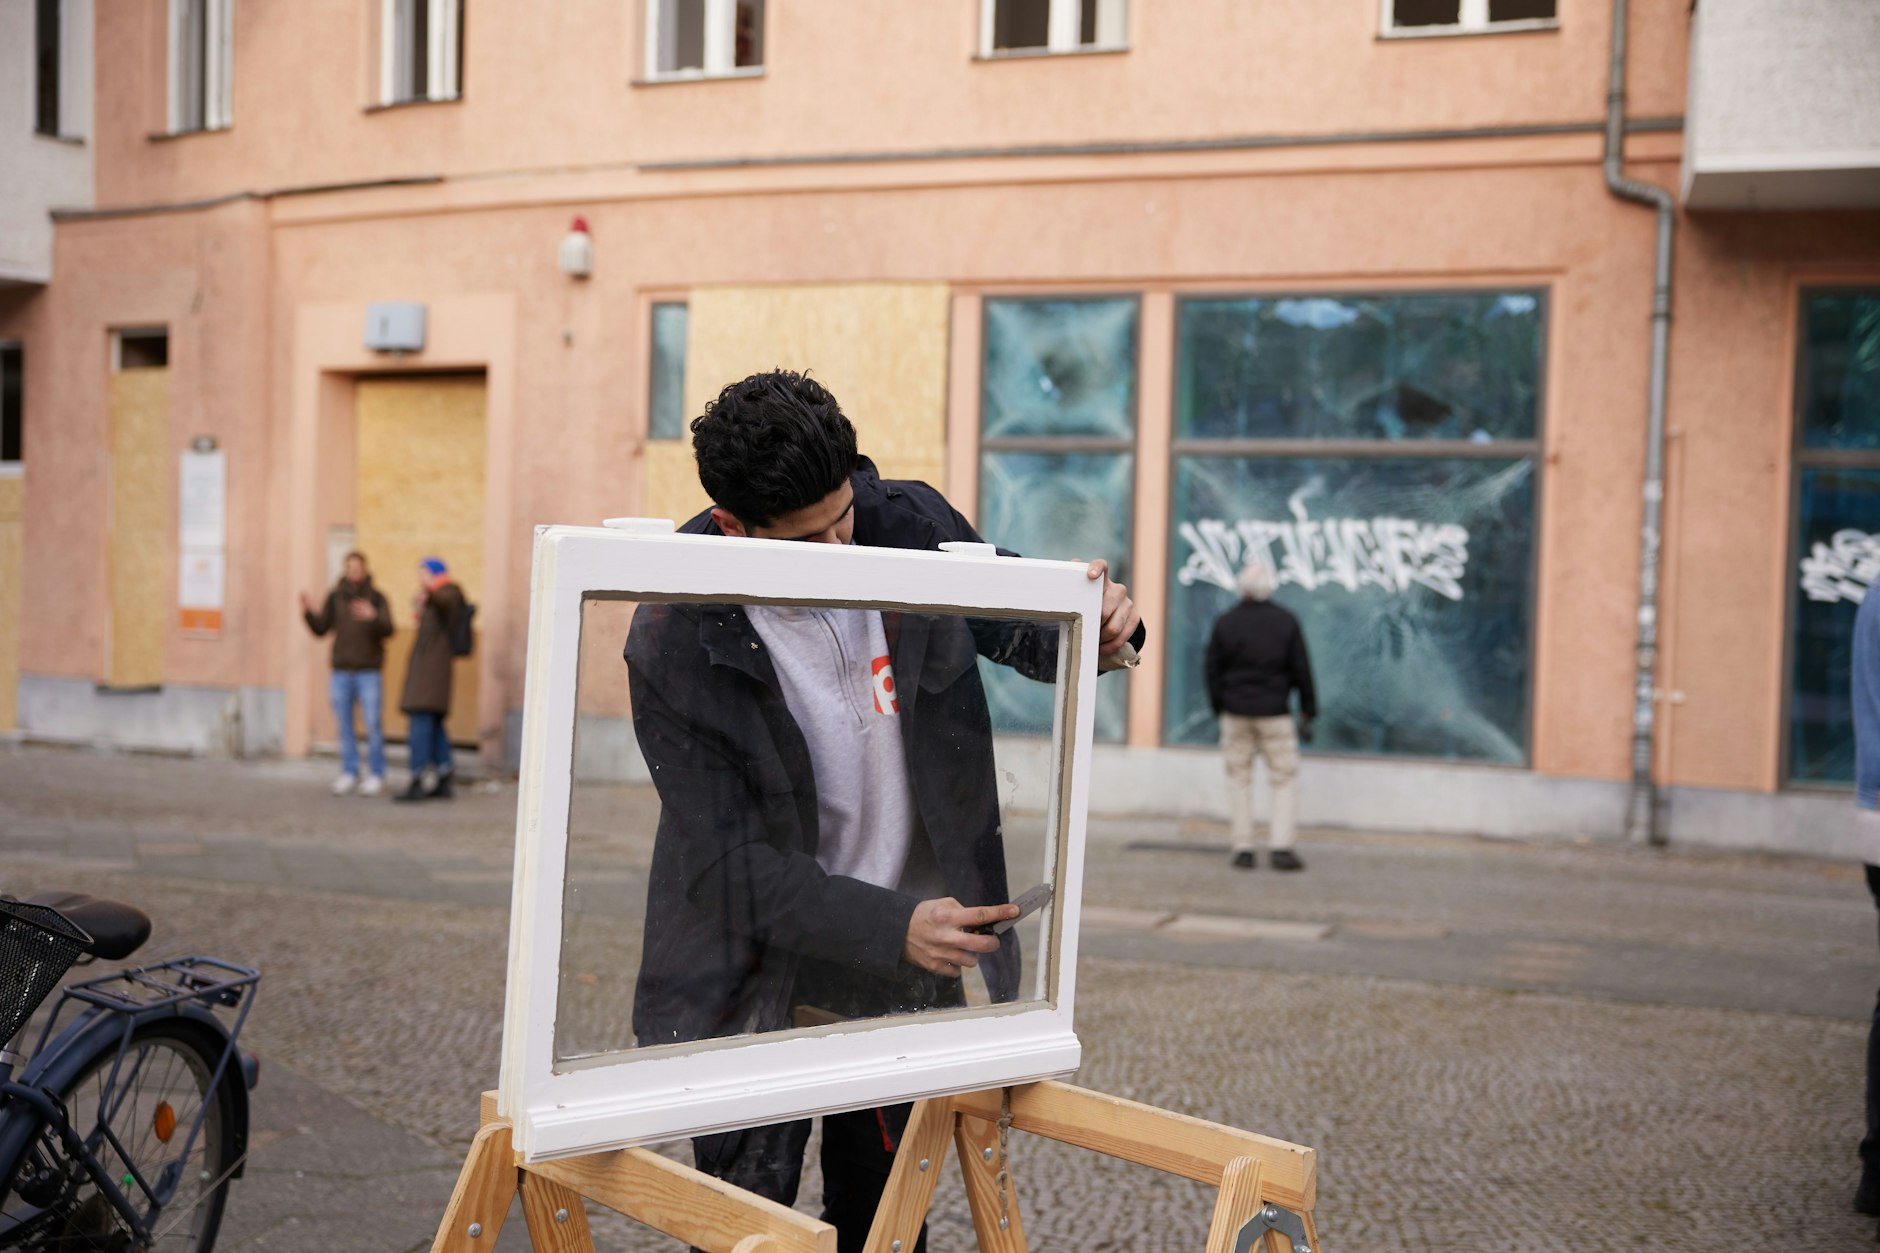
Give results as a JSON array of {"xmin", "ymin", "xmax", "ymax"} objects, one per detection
[
  {"xmin": 1800, "ymin": 529, "xmax": 1880, "ymax": 604},
  {"xmin": 1177, "ymin": 482, "xmax": 1472, "ymax": 601}
]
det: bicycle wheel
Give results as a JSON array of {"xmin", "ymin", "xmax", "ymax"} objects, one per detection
[{"xmin": 1, "ymin": 1018, "xmax": 241, "ymax": 1252}]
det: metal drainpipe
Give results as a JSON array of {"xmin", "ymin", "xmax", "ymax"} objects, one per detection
[{"xmin": 1605, "ymin": 0, "xmax": 1677, "ymax": 845}]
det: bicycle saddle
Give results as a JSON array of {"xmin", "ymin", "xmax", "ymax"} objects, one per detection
[{"xmin": 20, "ymin": 892, "xmax": 152, "ymax": 961}]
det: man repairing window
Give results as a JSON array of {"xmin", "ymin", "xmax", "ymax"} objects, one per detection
[{"xmin": 625, "ymin": 369, "xmax": 1143, "ymax": 1252}]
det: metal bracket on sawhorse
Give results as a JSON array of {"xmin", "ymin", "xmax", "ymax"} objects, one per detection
[{"xmin": 1236, "ymin": 1202, "xmax": 1315, "ymax": 1253}]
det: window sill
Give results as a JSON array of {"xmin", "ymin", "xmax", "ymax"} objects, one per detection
[
  {"xmin": 0, "ymin": 463, "xmax": 21, "ymax": 478},
  {"xmin": 632, "ymin": 67, "xmax": 765, "ymax": 86},
  {"xmin": 147, "ymin": 125, "xmax": 232, "ymax": 143},
  {"xmin": 364, "ymin": 94, "xmax": 464, "ymax": 114},
  {"xmin": 1379, "ymin": 19, "xmax": 1559, "ymax": 39},
  {"xmin": 32, "ymin": 131, "xmax": 86, "ymax": 147},
  {"xmin": 974, "ymin": 44, "xmax": 1129, "ymax": 62}
]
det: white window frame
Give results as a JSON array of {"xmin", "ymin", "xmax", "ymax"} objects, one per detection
[
  {"xmin": 167, "ymin": 0, "xmax": 231, "ymax": 133},
  {"xmin": 499, "ymin": 524, "xmax": 1100, "ymax": 1160},
  {"xmin": 642, "ymin": 0, "xmax": 762, "ymax": 81},
  {"xmin": 378, "ymin": 0, "xmax": 462, "ymax": 105},
  {"xmin": 1379, "ymin": 0, "xmax": 1558, "ymax": 39},
  {"xmin": 979, "ymin": 0, "xmax": 1127, "ymax": 58}
]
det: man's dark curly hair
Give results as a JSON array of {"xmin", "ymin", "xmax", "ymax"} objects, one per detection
[{"xmin": 692, "ymin": 370, "xmax": 859, "ymax": 529}]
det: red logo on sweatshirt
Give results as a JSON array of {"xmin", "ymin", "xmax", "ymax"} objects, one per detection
[{"xmin": 871, "ymin": 656, "xmax": 899, "ymax": 715}]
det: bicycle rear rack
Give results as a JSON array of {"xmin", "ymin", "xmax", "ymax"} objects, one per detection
[{"xmin": 33, "ymin": 955, "xmax": 259, "ymax": 1056}]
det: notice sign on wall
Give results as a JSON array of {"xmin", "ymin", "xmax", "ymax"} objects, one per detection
[{"xmin": 179, "ymin": 447, "xmax": 226, "ymax": 634}]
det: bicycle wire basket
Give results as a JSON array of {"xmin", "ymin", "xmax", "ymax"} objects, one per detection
[{"xmin": 0, "ymin": 900, "xmax": 89, "ymax": 1045}]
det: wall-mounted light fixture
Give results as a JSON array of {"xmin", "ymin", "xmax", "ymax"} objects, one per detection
[{"xmin": 559, "ymin": 217, "xmax": 594, "ymax": 280}]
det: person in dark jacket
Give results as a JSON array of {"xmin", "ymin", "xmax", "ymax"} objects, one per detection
[
  {"xmin": 1205, "ymin": 561, "xmax": 1316, "ymax": 871},
  {"xmin": 300, "ymin": 551, "xmax": 394, "ymax": 796},
  {"xmin": 397, "ymin": 556, "xmax": 466, "ymax": 801},
  {"xmin": 625, "ymin": 369, "xmax": 1143, "ymax": 1253}
]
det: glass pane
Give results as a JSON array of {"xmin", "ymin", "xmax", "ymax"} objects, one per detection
[
  {"xmin": 1799, "ymin": 292, "xmax": 1880, "ymax": 451},
  {"xmin": 735, "ymin": 0, "xmax": 764, "ymax": 67},
  {"xmin": 1488, "ymin": 0, "xmax": 1555, "ymax": 20},
  {"xmin": 557, "ymin": 595, "xmax": 1068, "ymax": 1064},
  {"xmin": 984, "ymin": 298, "xmax": 1138, "ymax": 439},
  {"xmin": 992, "ymin": 0, "xmax": 1051, "ymax": 50},
  {"xmin": 1176, "ymin": 292, "xmax": 1542, "ymax": 442},
  {"xmin": 658, "ymin": 0, "xmax": 706, "ymax": 72},
  {"xmin": 1789, "ymin": 469, "xmax": 1880, "ymax": 784},
  {"xmin": 1166, "ymin": 456, "xmax": 1535, "ymax": 763},
  {"xmin": 978, "ymin": 451, "xmax": 1130, "ymax": 741},
  {"xmin": 1391, "ymin": 0, "xmax": 1461, "ymax": 26},
  {"xmin": 1, "ymin": 346, "xmax": 21, "ymax": 464},
  {"xmin": 649, "ymin": 303, "xmax": 688, "ymax": 440}
]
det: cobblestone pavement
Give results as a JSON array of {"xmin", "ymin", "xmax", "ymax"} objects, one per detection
[{"xmin": 0, "ymin": 742, "xmax": 1873, "ymax": 1251}]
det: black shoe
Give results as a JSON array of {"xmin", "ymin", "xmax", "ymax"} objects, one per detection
[
  {"xmin": 394, "ymin": 777, "xmax": 428, "ymax": 802},
  {"xmin": 1269, "ymin": 849, "xmax": 1305, "ymax": 872},
  {"xmin": 1231, "ymin": 850, "xmax": 1256, "ymax": 870},
  {"xmin": 1855, "ymin": 1175, "xmax": 1880, "ymax": 1216},
  {"xmin": 425, "ymin": 773, "xmax": 455, "ymax": 800}
]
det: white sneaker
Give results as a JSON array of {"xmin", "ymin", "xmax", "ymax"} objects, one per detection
[
  {"xmin": 330, "ymin": 772, "xmax": 359, "ymax": 796},
  {"xmin": 358, "ymin": 774, "xmax": 384, "ymax": 797}
]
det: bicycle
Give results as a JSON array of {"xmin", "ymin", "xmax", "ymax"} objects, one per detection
[{"xmin": 0, "ymin": 892, "xmax": 260, "ymax": 1252}]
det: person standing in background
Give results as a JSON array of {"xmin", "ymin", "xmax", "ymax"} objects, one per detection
[
  {"xmin": 1206, "ymin": 561, "xmax": 1316, "ymax": 871},
  {"xmin": 1850, "ymin": 584, "xmax": 1880, "ymax": 1220},
  {"xmin": 300, "ymin": 551, "xmax": 394, "ymax": 796},
  {"xmin": 397, "ymin": 556, "xmax": 466, "ymax": 802}
]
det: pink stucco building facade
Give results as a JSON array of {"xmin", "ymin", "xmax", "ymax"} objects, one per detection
[{"xmin": 3, "ymin": 0, "xmax": 1877, "ymax": 852}]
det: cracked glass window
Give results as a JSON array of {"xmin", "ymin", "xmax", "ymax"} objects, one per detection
[
  {"xmin": 1177, "ymin": 293, "xmax": 1542, "ymax": 443},
  {"xmin": 1166, "ymin": 456, "xmax": 1535, "ymax": 763},
  {"xmin": 981, "ymin": 298, "xmax": 1135, "ymax": 742},
  {"xmin": 1789, "ymin": 292, "xmax": 1880, "ymax": 785},
  {"xmin": 555, "ymin": 595, "xmax": 1068, "ymax": 1066}
]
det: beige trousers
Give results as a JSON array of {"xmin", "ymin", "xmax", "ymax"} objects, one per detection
[{"xmin": 1219, "ymin": 713, "xmax": 1299, "ymax": 852}]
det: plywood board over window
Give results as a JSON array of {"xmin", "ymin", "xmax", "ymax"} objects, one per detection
[
  {"xmin": 649, "ymin": 284, "xmax": 951, "ymax": 526},
  {"xmin": 355, "ymin": 373, "xmax": 486, "ymax": 746}
]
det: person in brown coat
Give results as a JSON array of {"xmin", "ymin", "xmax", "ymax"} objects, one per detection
[
  {"xmin": 300, "ymin": 551, "xmax": 394, "ymax": 796},
  {"xmin": 396, "ymin": 556, "xmax": 466, "ymax": 801}
]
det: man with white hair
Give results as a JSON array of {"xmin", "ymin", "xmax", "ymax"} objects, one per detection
[{"xmin": 1205, "ymin": 561, "xmax": 1317, "ymax": 870}]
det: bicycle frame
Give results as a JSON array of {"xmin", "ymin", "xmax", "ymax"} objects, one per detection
[{"xmin": 0, "ymin": 955, "xmax": 259, "ymax": 1246}]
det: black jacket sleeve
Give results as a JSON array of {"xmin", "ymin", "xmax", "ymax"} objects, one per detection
[
  {"xmin": 371, "ymin": 591, "xmax": 395, "ymax": 639},
  {"xmin": 626, "ymin": 630, "xmax": 916, "ymax": 980},
  {"xmin": 1205, "ymin": 619, "xmax": 1227, "ymax": 714},
  {"xmin": 1290, "ymin": 620, "xmax": 1318, "ymax": 721},
  {"xmin": 303, "ymin": 590, "xmax": 336, "ymax": 637}
]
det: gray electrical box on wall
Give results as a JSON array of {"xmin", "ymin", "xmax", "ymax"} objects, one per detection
[{"xmin": 364, "ymin": 302, "xmax": 426, "ymax": 353}]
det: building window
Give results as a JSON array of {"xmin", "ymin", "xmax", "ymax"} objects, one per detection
[
  {"xmin": 1382, "ymin": 0, "xmax": 1556, "ymax": 37},
  {"xmin": 114, "ymin": 329, "xmax": 170, "ymax": 371},
  {"xmin": 35, "ymin": 0, "xmax": 60, "ymax": 136},
  {"xmin": 982, "ymin": 0, "xmax": 1126, "ymax": 56},
  {"xmin": 169, "ymin": 0, "xmax": 232, "ymax": 133},
  {"xmin": 1787, "ymin": 290, "xmax": 1880, "ymax": 786},
  {"xmin": 648, "ymin": 303, "xmax": 688, "ymax": 440},
  {"xmin": 1166, "ymin": 291, "xmax": 1545, "ymax": 763},
  {"xmin": 380, "ymin": 0, "xmax": 463, "ymax": 105},
  {"xmin": 1, "ymin": 344, "xmax": 22, "ymax": 469},
  {"xmin": 979, "ymin": 297, "xmax": 1137, "ymax": 742},
  {"xmin": 645, "ymin": 0, "xmax": 764, "ymax": 80}
]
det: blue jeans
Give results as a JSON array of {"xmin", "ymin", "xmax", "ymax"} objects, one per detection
[
  {"xmin": 330, "ymin": 669, "xmax": 386, "ymax": 778},
  {"xmin": 406, "ymin": 710, "xmax": 454, "ymax": 778}
]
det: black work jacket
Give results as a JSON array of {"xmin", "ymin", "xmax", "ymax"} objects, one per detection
[
  {"xmin": 1204, "ymin": 599, "xmax": 1317, "ymax": 720},
  {"xmin": 627, "ymin": 461, "xmax": 1080, "ymax": 1046}
]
